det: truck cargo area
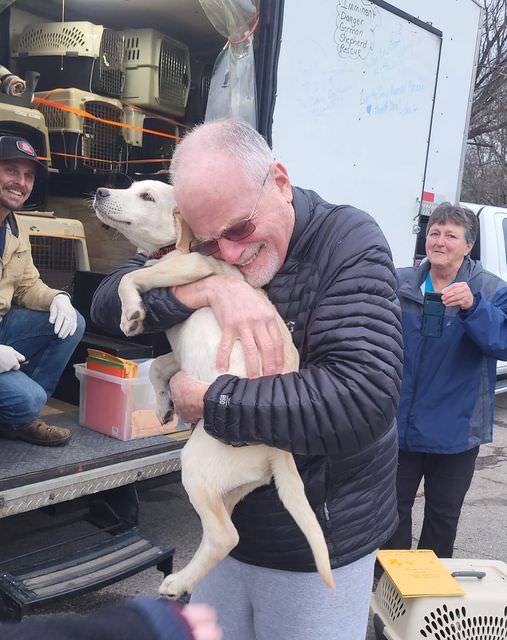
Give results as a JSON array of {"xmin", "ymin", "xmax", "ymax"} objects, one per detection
[{"xmin": 0, "ymin": 399, "xmax": 187, "ymax": 518}]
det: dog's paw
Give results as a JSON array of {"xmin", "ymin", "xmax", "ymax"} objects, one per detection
[
  {"xmin": 159, "ymin": 572, "xmax": 192, "ymax": 599},
  {"xmin": 120, "ymin": 306, "xmax": 146, "ymax": 336},
  {"xmin": 156, "ymin": 390, "xmax": 174, "ymax": 425}
]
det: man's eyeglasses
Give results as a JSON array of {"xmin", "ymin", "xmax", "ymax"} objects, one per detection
[{"xmin": 189, "ymin": 170, "xmax": 270, "ymax": 257}]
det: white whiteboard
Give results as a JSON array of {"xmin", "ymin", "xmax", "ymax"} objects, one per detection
[{"xmin": 272, "ymin": 0, "xmax": 442, "ymax": 267}]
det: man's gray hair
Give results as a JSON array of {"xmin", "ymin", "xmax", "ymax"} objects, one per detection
[
  {"xmin": 427, "ymin": 202, "xmax": 478, "ymax": 245},
  {"xmin": 170, "ymin": 119, "xmax": 273, "ymax": 187}
]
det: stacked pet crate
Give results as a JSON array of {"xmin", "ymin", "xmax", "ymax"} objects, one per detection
[
  {"xmin": 11, "ymin": 21, "xmax": 192, "ymax": 178},
  {"xmin": 34, "ymin": 87, "xmax": 126, "ymax": 174},
  {"xmin": 122, "ymin": 28, "xmax": 190, "ymax": 118},
  {"xmin": 12, "ymin": 22, "xmax": 126, "ymax": 175},
  {"xmin": 122, "ymin": 105, "xmax": 179, "ymax": 176},
  {"xmin": 121, "ymin": 28, "xmax": 190, "ymax": 177}
]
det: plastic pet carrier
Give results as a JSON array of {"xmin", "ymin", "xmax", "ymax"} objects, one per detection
[
  {"xmin": 12, "ymin": 21, "xmax": 125, "ymax": 98},
  {"xmin": 371, "ymin": 558, "xmax": 507, "ymax": 640},
  {"xmin": 18, "ymin": 214, "xmax": 90, "ymax": 296},
  {"xmin": 0, "ymin": 102, "xmax": 50, "ymax": 210},
  {"xmin": 122, "ymin": 105, "xmax": 179, "ymax": 176},
  {"xmin": 122, "ymin": 29, "xmax": 190, "ymax": 116},
  {"xmin": 35, "ymin": 88, "xmax": 125, "ymax": 174}
]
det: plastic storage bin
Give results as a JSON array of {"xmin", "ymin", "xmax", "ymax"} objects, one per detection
[
  {"xmin": 371, "ymin": 558, "xmax": 507, "ymax": 640},
  {"xmin": 74, "ymin": 362, "xmax": 161, "ymax": 440}
]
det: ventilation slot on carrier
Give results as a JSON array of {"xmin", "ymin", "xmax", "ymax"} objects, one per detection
[
  {"xmin": 420, "ymin": 604, "xmax": 507, "ymax": 640},
  {"xmin": 83, "ymin": 101, "xmax": 124, "ymax": 173},
  {"xmin": 30, "ymin": 236, "xmax": 82, "ymax": 295}
]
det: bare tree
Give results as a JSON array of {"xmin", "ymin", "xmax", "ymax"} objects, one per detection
[
  {"xmin": 462, "ymin": 0, "xmax": 507, "ymax": 203},
  {"xmin": 462, "ymin": 136, "xmax": 507, "ymax": 204},
  {"xmin": 468, "ymin": 0, "xmax": 507, "ymax": 140}
]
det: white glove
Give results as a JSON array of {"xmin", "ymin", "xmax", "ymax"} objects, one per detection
[
  {"xmin": 49, "ymin": 294, "xmax": 78, "ymax": 339},
  {"xmin": 0, "ymin": 345, "xmax": 25, "ymax": 373}
]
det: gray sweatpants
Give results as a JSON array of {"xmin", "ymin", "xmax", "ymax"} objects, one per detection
[{"xmin": 191, "ymin": 551, "xmax": 376, "ymax": 640}]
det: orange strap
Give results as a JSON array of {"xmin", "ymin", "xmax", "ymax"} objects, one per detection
[
  {"xmin": 50, "ymin": 151, "xmax": 172, "ymax": 165},
  {"xmin": 34, "ymin": 96, "xmax": 182, "ymax": 142},
  {"xmin": 123, "ymin": 157, "xmax": 172, "ymax": 165}
]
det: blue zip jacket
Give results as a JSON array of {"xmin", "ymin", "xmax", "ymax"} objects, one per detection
[{"xmin": 397, "ymin": 257, "xmax": 507, "ymax": 453}]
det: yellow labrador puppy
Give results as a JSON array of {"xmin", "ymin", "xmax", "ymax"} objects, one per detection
[{"xmin": 93, "ymin": 180, "xmax": 334, "ymax": 597}]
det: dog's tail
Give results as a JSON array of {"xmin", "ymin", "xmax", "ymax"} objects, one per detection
[{"xmin": 271, "ymin": 452, "xmax": 335, "ymax": 590}]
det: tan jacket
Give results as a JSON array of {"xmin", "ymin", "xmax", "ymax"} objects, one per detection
[{"xmin": 0, "ymin": 213, "xmax": 62, "ymax": 318}]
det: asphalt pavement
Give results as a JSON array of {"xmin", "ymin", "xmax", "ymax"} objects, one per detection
[{"xmin": 2, "ymin": 397, "xmax": 507, "ymax": 639}]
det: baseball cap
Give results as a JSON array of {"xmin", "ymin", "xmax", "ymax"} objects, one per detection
[{"xmin": 0, "ymin": 135, "xmax": 47, "ymax": 181}]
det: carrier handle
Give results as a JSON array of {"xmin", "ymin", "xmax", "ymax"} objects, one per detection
[{"xmin": 451, "ymin": 570, "xmax": 486, "ymax": 580}]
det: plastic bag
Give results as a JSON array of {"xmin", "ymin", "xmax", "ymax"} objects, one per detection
[{"xmin": 199, "ymin": 0, "xmax": 260, "ymax": 126}]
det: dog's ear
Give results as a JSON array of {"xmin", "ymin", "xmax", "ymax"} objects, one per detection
[{"xmin": 173, "ymin": 207, "xmax": 194, "ymax": 254}]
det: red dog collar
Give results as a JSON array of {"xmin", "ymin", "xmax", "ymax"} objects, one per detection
[{"xmin": 149, "ymin": 244, "xmax": 176, "ymax": 260}]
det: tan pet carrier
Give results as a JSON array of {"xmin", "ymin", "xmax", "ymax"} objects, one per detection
[
  {"xmin": 371, "ymin": 558, "xmax": 507, "ymax": 639},
  {"xmin": 122, "ymin": 28, "xmax": 190, "ymax": 117},
  {"xmin": 35, "ymin": 88, "xmax": 125, "ymax": 174},
  {"xmin": 13, "ymin": 21, "xmax": 125, "ymax": 98}
]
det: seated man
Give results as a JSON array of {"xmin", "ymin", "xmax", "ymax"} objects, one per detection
[{"xmin": 0, "ymin": 136, "xmax": 85, "ymax": 446}]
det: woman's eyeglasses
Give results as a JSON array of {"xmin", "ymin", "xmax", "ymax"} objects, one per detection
[{"xmin": 189, "ymin": 171, "xmax": 269, "ymax": 256}]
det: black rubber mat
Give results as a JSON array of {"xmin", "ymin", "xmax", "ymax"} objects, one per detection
[{"xmin": 0, "ymin": 400, "xmax": 186, "ymax": 490}]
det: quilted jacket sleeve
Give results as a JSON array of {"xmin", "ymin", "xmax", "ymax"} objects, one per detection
[
  {"xmin": 90, "ymin": 254, "xmax": 193, "ymax": 336},
  {"xmin": 203, "ymin": 212, "xmax": 403, "ymax": 457}
]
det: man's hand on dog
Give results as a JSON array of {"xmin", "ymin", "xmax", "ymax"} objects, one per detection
[
  {"xmin": 173, "ymin": 276, "xmax": 285, "ymax": 378},
  {"xmin": 169, "ymin": 371, "xmax": 208, "ymax": 424}
]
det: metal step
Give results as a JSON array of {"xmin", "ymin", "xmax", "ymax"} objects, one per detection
[
  {"xmin": 495, "ymin": 376, "xmax": 507, "ymax": 395},
  {"xmin": 0, "ymin": 528, "xmax": 173, "ymax": 620}
]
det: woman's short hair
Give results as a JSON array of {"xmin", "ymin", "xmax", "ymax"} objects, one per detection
[{"xmin": 426, "ymin": 202, "xmax": 478, "ymax": 245}]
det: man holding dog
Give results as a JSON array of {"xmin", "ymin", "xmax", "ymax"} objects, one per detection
[
  {"xmin": 0, "ymin": 135, "xmax": 84, "ymax": 446},
  {"xmin": 91, "ymin": 119, "xmax": 403, "ymax": 640}
]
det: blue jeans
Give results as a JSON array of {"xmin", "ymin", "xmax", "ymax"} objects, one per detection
[{"xmin": 0, "ymin": 307, "xmax": 85, "ymax": 429}]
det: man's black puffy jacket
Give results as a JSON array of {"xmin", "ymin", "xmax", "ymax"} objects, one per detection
[{"xmin": 91, "ymin": 187, "xmax": 403, "ymax": 571}]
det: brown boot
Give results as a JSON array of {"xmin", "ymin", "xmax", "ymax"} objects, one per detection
[{"xmin": 0, "ymin": 420, "xmax": 71, "ymax": 446}]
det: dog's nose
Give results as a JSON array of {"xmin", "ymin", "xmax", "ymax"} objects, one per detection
[{"xmin": 96, "ymin": 188, "xmax": 110, "ymax": 199}]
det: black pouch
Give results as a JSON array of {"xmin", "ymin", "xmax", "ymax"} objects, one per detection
[{"xmin": 421, "ymin": 292, "xmax": 445, "ymax": 337}]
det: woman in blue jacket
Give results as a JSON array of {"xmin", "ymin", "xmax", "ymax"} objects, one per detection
[{"xmin": 387, "ymin": 202, "xmax": 507, "ymax": 557}]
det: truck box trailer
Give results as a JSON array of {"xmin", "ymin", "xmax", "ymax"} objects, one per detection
[{"xmin": 271, "ymin": 0, "xmax": 482, "ymax": 267}]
